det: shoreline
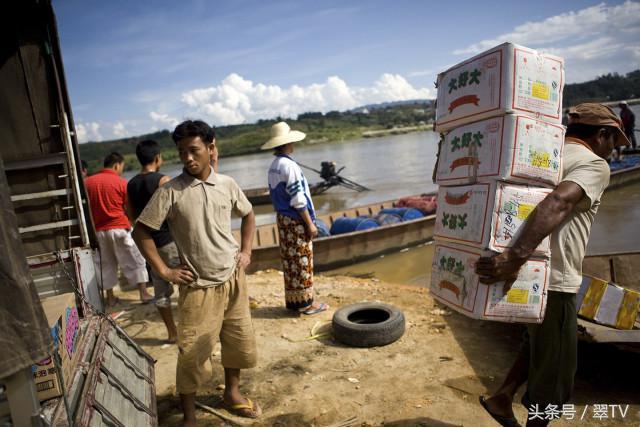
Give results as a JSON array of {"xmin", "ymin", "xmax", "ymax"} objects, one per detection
[{"xmin": 112, "ymin": 270, "xmax": 640, "ymax": 426}]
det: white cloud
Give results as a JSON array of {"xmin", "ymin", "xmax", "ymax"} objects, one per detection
[
  {"xmin": 112, "ymin": 122, "xmax": 127, "ymax": 138},
  {"xmin": 181, "ymin": 73, "xmax": 434, "ymax": 125},
  {"xmin": 452, "ymin": 1, "xmax": 640, "ymax": 82},
  {"xmin": 75, "ymin": 122, "xmax": 102, "ymax": 143},
  {"xmin": 150, "ymin": 111, "xmax": 179, "ymax": 128},
  {"xmin": 76, "ymin": 73, "xmax": 434, "ymax": 141}
]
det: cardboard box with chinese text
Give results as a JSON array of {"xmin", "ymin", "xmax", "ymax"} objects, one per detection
[
  {"xmin": 430, "ymin": 241, "xmax": 549, "ymax": 323},
  {"xmin": 435, "ymin": 114, "xmax": 565, "ymax": 187},
  {"xmin": 435, "ymin": 42, "xmax": 564, "ymax": 132},
  {"xmin": 434, "ymin": 181, "xmax": 552, "ymax": 256}
]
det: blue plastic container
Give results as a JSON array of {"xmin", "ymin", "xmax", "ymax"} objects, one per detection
[
  {"xmin": 379, "ymin": 207, "xmax": 424, "ymax": 221},
  {"xmin": 374, "ymin": 212, "xmax": 403, "ymax": 226},
  {"xmin": 330, "ymin": 216, "xmax": 380, "ymax": 235},
  {"xmin": 315, "ymin": 219, "xmax": 331, "ymax": 237}
]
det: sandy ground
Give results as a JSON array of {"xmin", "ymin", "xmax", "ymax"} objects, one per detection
[{"xmin": 112, "ymin": 271, "xmax": 640, "ymax": 427}]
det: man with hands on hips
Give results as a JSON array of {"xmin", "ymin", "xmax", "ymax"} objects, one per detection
[{"xmin": 133, "ymin": 120, "xmax": 261, "ymax": 424}]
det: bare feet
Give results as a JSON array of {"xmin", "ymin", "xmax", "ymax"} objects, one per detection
[
  {"xmin": 166, "ymin": 333, "xmax": 178, "ymax": 344},
  {"xmin": 105, "ymin": 288, "xmax": 119, "ymax": 307},
  {"xmin": 138, "ymin": 282, "xmax": 154, "ymax": 304}
]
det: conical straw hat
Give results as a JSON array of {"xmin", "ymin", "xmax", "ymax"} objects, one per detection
[{"xmin": 261, "ymin": 121, "xmax": 306, "ymax": 150}]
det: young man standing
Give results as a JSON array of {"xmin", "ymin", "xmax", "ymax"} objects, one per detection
[
  {"xmin": 127, "ymin": 140, "xmax": 178, "ymax": 343},
  {"xmin": 619, "ymin": 101, "xmax": 637, "ymax": 149},
  {"xmin": 85, "ymin": 152, "xmax": 153, "ymax": 306},
  {"xmin": 477, "ymin": 104, "xmax": 630, "ymax": 427},
  {"xmin": 133, "ymin": 121, "xmax": 260, "ymax": 424}
]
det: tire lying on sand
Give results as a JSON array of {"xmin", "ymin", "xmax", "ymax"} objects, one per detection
[{"xmin": 332, "ymin": 302, "xmax": 405, "ymax": 347}]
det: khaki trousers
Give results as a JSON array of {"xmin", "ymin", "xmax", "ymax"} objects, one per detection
[{"xmin": 176, "ymin": 267, "xmax": 257, "ymax": 394}]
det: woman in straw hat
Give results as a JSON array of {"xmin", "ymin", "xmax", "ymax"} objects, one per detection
[{"xmin": 262, "ymin": 122, "xmax": 329, "ymax": 315}]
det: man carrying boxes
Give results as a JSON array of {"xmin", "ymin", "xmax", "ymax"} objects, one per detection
[
  {"xmin": 430, "ymin": 42, "xmax": 631, "ymax": 426},
  {"xmin": 476, "ymin": 103, "xmax": 629, "ymax": 427}
]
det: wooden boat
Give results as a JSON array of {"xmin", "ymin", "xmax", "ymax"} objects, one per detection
[
  {"xmin": 240, "ymin": 159, "xmax": 640, "ymax": 272},
  {"xmin": 243, "ymin": 182, "xmax": 330, "ymax": 205},
  {"xmin": 236, "ymin": 196, "xmax": 436, "ymax": 273},
  {"xmin": 607, "ymin": 154, "xmax": 640, "ymax": 190},
  {"xmin": 243, "ymin": 162, "xmax": 370, "ymax": 205}
]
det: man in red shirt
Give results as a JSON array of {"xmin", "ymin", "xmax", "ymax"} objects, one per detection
[{"xmin": 85, "ymin": 152, "xmax": 153, "ymax": 306}]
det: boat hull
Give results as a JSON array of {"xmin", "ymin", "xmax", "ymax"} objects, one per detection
[{"xmin": 247, "ymin": 214, "xmax": 435, "ymax": 273}]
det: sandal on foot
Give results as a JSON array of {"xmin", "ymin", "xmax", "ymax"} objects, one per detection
[
  {"xmin": 479, "ymin": 396, "xmax": 521, "ymax": 427},
  {"xmin": 222, "ymin": 398, "xmax": 262, "ymax": 419},
  {"xmin": 300, "ymin": 302, "xmax": 329, "ymax": 315}
]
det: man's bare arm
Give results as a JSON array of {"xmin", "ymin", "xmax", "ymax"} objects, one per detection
[
  {"xmin": 125, "ymin": 194, "xmax": 136, "ymax": 224},
  {"xmin": 236, "ymin": 210, "xmax": 255, "ymax": 268},
  {"xmin": 133, "ymin": 223, "xmax": 195, "ymax": 285},
  {"xmin": 475, "ymin": 181, "xmax": 585, "ymax": 284}
]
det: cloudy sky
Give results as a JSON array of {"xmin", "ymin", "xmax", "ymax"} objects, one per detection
[{"xmin": 54, "ymin": 0, "xmax": 640, "ymax": 142}]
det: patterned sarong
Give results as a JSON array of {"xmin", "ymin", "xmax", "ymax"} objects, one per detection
[{"xmin": 277, "ymin": 214, "xmax": 314, "ymax": 310}]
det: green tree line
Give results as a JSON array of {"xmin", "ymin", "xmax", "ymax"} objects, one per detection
[{"xmin": 563, "ymin": 69, "xmax": 639, "ymax": 107}]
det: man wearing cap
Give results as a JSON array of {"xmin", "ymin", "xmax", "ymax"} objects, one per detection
[
  {"xmin": 476, "ymin": 103, "xmax": 630, "ymax": 427},
  {"xmin": 262, "ymin": 121, "xmax": 329, "ymax": 315},
  {"xmin": 133, "ymin": 120, "xmax": 260, "ymax": 423},
  {"xmin": 619, "ymin": 101, "xmax": 637, "ymax": 149}
]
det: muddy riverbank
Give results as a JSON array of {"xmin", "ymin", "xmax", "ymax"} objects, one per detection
[{"xmin": 112, "ymin": 271, "xmax": 639, "ymax": 426}]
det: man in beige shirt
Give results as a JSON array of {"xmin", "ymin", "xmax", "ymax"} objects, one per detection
[
  {"xmin": 133, "ymin": 120, "xmax": 260, "ymax": 424},
  {"xmin": 476, "ymin": 104, "xmax": 630, "ymax": 427}
]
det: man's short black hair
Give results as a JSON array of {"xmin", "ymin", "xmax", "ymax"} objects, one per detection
[
  {"xmin": 103, "ymin": 152, "xmax": 124, "ymax": 168},
  {"xmin": 136, "ymin": 139, "xmax": 161, "ymax": 166},
  {"xmin": 81, "ymin": 160, "xmax": 88, "ymax": 170},
  {"xmin": 566, "ymin": 123, "xmax": 615, "ymax": 141},
  {"xmin": 172, "ymin": 120, "xmax": 216, "ymax": 145}
]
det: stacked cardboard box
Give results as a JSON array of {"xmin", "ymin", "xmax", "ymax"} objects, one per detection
[
  {"xmin": 430, "ymin": 43, "xmax": 565, "ymax": 323},
  {"xmin": 32, "ymin": 292, "xmax": 84, "ymax": 401}
]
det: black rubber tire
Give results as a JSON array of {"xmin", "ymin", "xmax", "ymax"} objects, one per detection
[{"xmin": 332, "ymin": 302, "xmax": 405, "ymax": 347}]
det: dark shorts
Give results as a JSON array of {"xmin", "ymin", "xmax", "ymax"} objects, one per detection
[{"xmin": 521, "ymin": 291, "xmax": 577, "ymax": 412}]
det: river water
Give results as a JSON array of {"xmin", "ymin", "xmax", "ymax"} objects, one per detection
[
  {"xmin": 124, "ymin": 105, "xmax": 640, "ymax": 285},
  {"xmin": 129, "ymin": 130, "xmax": 441, "ymax": 226},
  {"xmin": 330, "ymin": 179, "xmax": 640, "ymax": 286}
]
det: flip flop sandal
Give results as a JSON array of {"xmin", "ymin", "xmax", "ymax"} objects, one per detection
[
  {"xmin": 222, "ymin": 398, "xmax": 262, "ymax": 419},
  {"xmin": 301, "ymin": 302, "xmax": 329, "ymax": 315},
  {"xmin": 479, "ymin": 396, "xmax": 521, "ymax": 427}
]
